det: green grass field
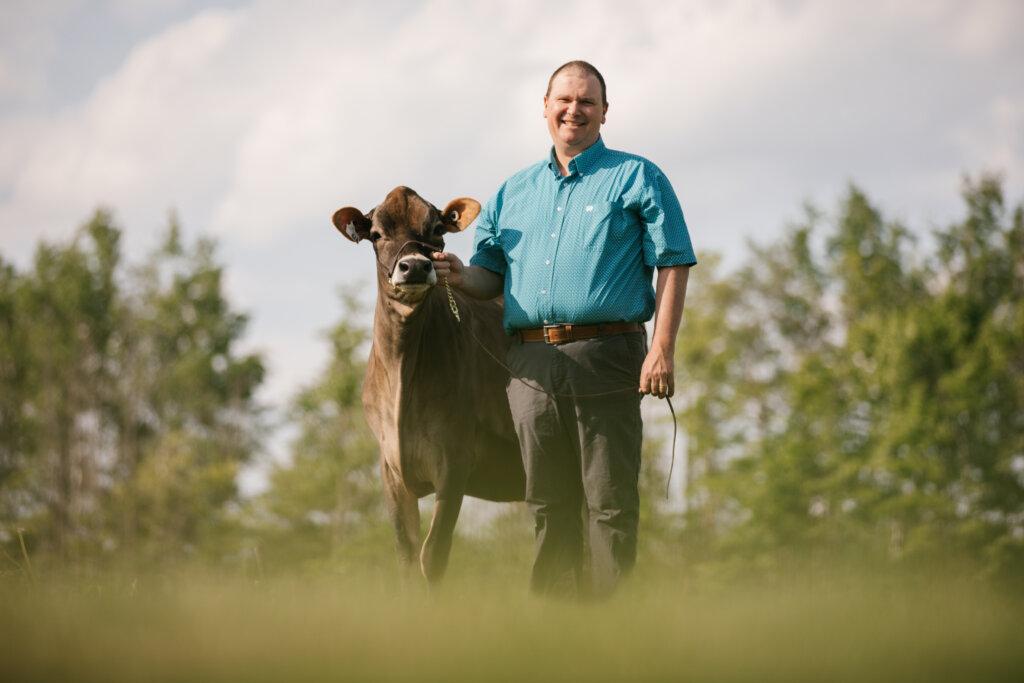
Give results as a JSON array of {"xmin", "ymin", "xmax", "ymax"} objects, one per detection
[{"xmin": 3, "ymin": 562, "xmax": 1023, "ymax": 683}]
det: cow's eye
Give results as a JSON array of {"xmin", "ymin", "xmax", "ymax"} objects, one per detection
[{"xmin": 369, "ymin": 231, "xmax": 383, "ymax": 242}]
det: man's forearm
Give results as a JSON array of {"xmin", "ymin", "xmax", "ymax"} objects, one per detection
[
  {"xmin": 651, "ymin": 265, "xmax": 690, "ymax": 351},
  {"xmin": 454, "ymin": 265, "xmax": 504, "ymax": 300}
]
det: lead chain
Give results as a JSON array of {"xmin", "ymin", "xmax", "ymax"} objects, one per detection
[{"xmin": 443, "ymin": 276, "xmax": 461, "ymax": 322}]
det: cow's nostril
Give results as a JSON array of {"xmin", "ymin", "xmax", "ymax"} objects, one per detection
[{"xmin": 398, "ymin": 262, "xmax": 410, "ymax": 272}]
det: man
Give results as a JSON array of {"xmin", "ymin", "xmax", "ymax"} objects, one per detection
[{"xmin": 433, "ymin": 60, "xmax": 696, "ymax": 598}]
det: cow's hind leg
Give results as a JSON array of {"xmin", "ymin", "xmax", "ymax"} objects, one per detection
[
  {"xmin": 420, "ymin": 494, "xmax": 464, "ymax": 584},
  {"xmin": 382, "ymin": 461, "xmax": 420, "ymax": 574}
]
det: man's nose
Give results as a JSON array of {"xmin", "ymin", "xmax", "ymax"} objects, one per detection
[{"xmin": 566, "ymin": 100, "xmax": 578, "ymax": 115}]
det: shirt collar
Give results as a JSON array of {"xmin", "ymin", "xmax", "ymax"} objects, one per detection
[{"xmin": 547, "ymin": 136, "xmax": 607, "ymax": 179}]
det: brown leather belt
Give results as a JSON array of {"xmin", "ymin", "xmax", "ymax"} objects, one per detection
[{"xmin": 518, "ymin": 322, "xmax": 643, "ymax": 345}]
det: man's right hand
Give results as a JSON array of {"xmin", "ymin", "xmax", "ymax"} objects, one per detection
[
  {"xmin": 431, "ymin": 251, "xmax": 464, "ymax": 286},
  {"xmin": 432, "ymin": 252, "xmax": 503, "ymax": 300}
]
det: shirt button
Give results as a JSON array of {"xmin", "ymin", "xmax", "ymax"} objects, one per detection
[
  {"xmin": 544, "ymin": 259, "xmax": 551, "ymax": 265},
  {"xmin": 543, "ymin": 319, "xmax": 548, "ymax": 324},
  {"xmin": 556, "ymin": 207, "xmax": 562, "ymax": 212},
  {"xmin": 550, "ymin": 233, "xmax": 556, "ymax": 238},
  {"xmin": 540, "ymin": 289, "xmax": 547, "ymax": 294}
]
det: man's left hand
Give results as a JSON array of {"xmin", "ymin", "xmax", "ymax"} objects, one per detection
[{"xmin": 639, "ymin": 345, "xmax": 674, "ymax": 399}]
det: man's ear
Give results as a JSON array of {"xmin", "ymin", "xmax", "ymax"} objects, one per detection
[
  {"xmin": 441, "ymin": 198, "xmax": 481, "ymax": 233},
  {"xmin": 332, "ymin": 206, "xmax": 372, "ymax": 243}
]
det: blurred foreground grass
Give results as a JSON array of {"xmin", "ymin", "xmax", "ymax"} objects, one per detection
[{"xmin": 3, "ymin": 560, "xmax": 1023, "ymax": 683}]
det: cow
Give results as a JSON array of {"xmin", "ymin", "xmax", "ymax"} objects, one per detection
[{"xmin": 332, "ymin": 186, "xmax": 525, "ymax": 584}]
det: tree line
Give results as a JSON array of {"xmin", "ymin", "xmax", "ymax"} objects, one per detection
[
  {"xmin": 0, "ymin": 215, "xmax": 265, "ymax": 569},
  {"xmin": 1, "ymin": 176, "xmax": 1021, "ymax": 584},
  {"xmin": 675, "ymin": 175, "xmax": 1023, "ymax": 583}
]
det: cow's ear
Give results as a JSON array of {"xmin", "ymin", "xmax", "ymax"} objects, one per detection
[
  {"xmin": 441, "ymin": 197, "xmax": 481, "ymax": 233},
  {"xmin": 332, "ymin": 206, "xmax": 372, "ymax": 243}
]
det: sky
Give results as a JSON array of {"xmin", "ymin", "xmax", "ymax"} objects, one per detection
[{"xmin": 1, "ymin": 0, "xmax": 1022, "ymax": 487}]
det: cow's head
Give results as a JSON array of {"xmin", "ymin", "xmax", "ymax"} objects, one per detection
[{"xmin": 333, "ymin": 186, "xmax": 480, "ymax": 303}]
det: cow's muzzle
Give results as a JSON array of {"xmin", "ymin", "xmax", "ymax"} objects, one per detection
[{"xmin": 390, "ymin": 253, "xmax": 437, "ymax": 287}]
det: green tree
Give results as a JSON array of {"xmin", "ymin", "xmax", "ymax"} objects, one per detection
[
  {"xmin": 252, "ymin": 294, "xmax": 382, "ymax": 572},
  {"xmin": 0, "ymin": 210, "xmax": 266, "ymax": 569},
  {"xmin": 0, "ymin": 258, "xmax": 33, "ymax": 544},
  {"xmin": 678, "ymin": 176, "xmax": 1024, "ymax": 582},
  {"xmin": 115, "ymin": 217, "xmax": 266, "ymax": 562},
  {"xmin": 6, "ymin": 212, "xmax": 124, "ymax": 561}
]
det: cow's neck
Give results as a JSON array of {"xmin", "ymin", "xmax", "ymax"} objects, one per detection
[{"xmin": 372, "ymin": 281, "xmax": 459, "ymax": 371}]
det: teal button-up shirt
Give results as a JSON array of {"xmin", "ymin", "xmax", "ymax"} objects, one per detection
[{"xmin": 470, "ymin": 137, "xmax": 697, "ymax": 334}]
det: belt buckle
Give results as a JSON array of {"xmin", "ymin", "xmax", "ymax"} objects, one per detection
[{"xmin": 543, "ymin": 324, "xmax": 573, "ymax": 345}]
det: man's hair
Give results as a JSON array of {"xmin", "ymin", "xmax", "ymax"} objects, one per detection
[{"xmin": 545, "ymin": 60, "xmax": 607, "ymax": 106}]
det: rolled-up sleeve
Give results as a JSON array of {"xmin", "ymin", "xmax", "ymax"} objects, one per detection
[
  {"xmin": 638, "ymin": 165, "xmax": 697, "ymax": 268},
  {"xmin": 469, "ymin": 187, "xmax": 508, "ymax": 275}
]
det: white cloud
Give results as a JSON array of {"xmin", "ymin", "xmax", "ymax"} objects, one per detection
[
  {"xmin": 0, "ymin": 7, "xmax": 243, "ymax": 253},
  {"xmin": 104, "ymin": 0, "xmax": 201, "ymax": 26},
  {"xmin": 0, "ymin": 0, "xmax": 1022, "ymax": 420},
  {"xmin": 0, "ymin": 0, "xmax": 73, "ymax": 103}
]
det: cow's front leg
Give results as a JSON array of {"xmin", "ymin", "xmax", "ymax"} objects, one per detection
[
  {"xmin": 420, "ymin": 493, "xmax": 464, "ymax": 584},
  {"xmin": 382, "ymin": 460, "xmax": 420, "ymax": 573}
]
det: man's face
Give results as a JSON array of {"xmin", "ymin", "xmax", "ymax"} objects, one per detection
[{"xmin": 544, "ymin": 69, "xmax": 607, "ymax": 153}]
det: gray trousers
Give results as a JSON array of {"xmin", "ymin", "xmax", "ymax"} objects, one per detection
[{"xmin": 505, "ymin": 331, "xmax": 646, "ymax": 598}]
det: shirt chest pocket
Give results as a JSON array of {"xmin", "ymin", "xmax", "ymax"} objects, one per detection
[{"xmin": 579, "ymin": 199, "xmax": 626, "ymax": 246}]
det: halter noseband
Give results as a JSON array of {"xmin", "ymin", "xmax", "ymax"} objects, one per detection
[{"xmin": 375, "ymin": 239, "xmax": 445, "ymax": 279}]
